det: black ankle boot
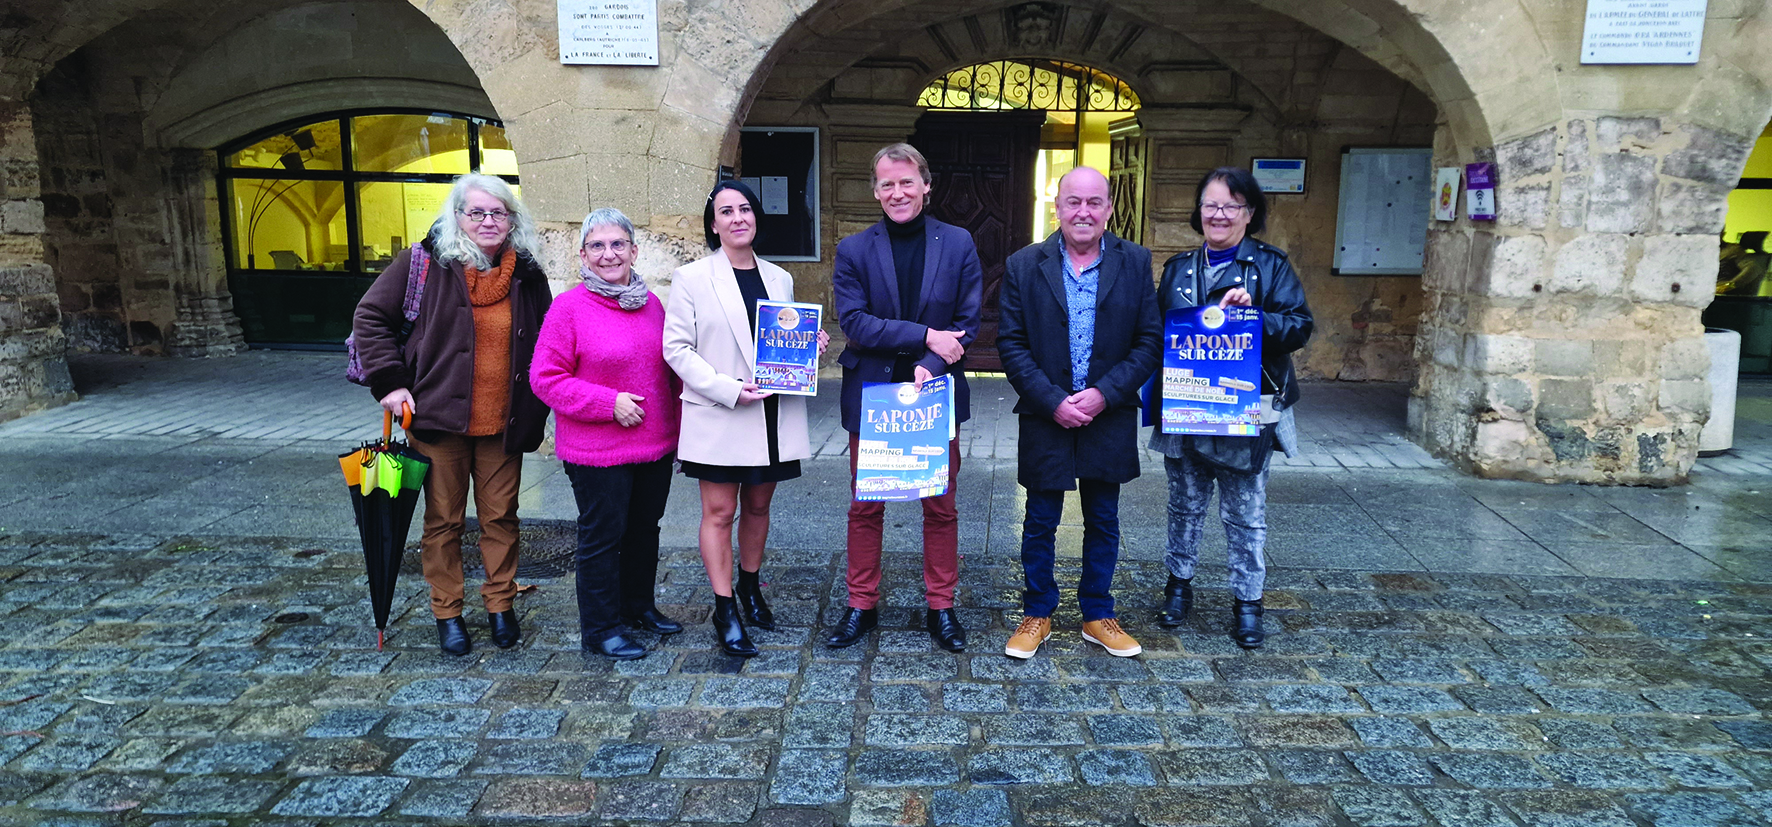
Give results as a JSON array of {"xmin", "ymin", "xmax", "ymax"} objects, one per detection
[
  {"xmin": 1157, "ymin": 575, "xmax": 1194, "ymax": 628},
  {"xmin": 1232, "ymin": 598, "xmax": 1265, "ymax": 649},
  {"xmin": 736, "ymin": 569, "xmax": 775, "ymax": 631},
  {"xmin": 436, "ymin": 616, "xmax": 471, "ymax": 656},
  {"xmin": 488, "ymin": 609, "xmax": 520, "ymax": 649},
  {"xmin": 713, "ymin": 595, "xmax": 758, "ymax": 658}
]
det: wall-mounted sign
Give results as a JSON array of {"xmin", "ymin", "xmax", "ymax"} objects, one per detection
[
  {"xmin": 1465, "ymin": 162, "xmax": 1496, "ymax": 221},
  {"xmin": 1580, "ymin": 0, "xmax": 1706, "ymax": 64},
  {"xmin": 1433, "ymin": 167, "xmax": 1461, "ymax": 221},
  {"xmin": 1251, "ymin": 158, "xmax": 1307, "ymax": 194},
  {"xmin": 558, "ymin": 0, "xmax": 658, "ymax": 65}
]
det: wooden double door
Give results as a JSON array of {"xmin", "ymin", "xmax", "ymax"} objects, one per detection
[{"xmin": 909, "ymin": 112, "xmax": 1044, "ymax": 372}]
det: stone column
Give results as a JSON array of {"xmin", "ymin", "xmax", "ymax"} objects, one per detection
[
  {"xmin": 1410, "ymin": 118, "xmax": 1745, "ymax": 484},
  {"xmin": 0, "ymin": 103, "xmax": 75, "ymax": 421},
  {"xmin": 164, "ymin": 149, "xmax": 244, "ymax": 357},
  {"xmin": 1136, "ymin": 107, "xmax": 1251, "ymax": 268}
]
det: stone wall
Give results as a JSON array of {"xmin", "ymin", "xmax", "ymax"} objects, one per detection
[
  {"xmin": 0, "ymin": 104, "xmax": 75, "ymax": 421},
  {"xmin": 1410, "ymin": 118, "xmax": 1757, "ymax": 483}
]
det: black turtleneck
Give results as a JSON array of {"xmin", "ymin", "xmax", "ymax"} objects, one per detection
[{"xmin": 886, "ymin": 212, "xmax": 926, "ymax": 321}]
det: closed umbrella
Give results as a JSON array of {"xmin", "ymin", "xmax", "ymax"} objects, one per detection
[{"xmin": 339, "ymin": 406, "xmax": 429, "ymax": 649}]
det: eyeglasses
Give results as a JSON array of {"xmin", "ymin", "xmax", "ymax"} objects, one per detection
[
  {"xmin": 460, "ymin": 209, "xmax": 512, "ymax": 224},
  {"xmin": 583, "ymin": 240, "xmax": 632, "ymax": 254},
  {"xmin": 1199, "ymin": 202, "xmax": 1248, "ymax": 217}
]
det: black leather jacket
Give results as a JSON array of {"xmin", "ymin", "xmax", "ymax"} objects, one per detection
[{"xmin": 1156, "ymin": 236, "xmax": 1314, "ymax": 410}]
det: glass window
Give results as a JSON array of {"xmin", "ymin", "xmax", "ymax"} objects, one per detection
[
  {"xmin": 479, "ymin": 123, "xmax": 520, "ymax": 176},
  {"xmin": 357, "ymin": 182, "xmax": 454, "ymax": 272},
  {"xmin": 218, "ymin": 111, "xmax": 516, "ymax": 345},
  {"xmin": 225, "ymin": 120, "xmax": 344, "ymax": 171},
  {"xmin": 228, "ymin": 179, "xmax": 351, "ymax": 270},
  {"xmin": 351, "ymin": 114, "xmax": 472, "ymax": 174}
]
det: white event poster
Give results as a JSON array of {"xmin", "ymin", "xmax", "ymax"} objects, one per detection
[
  {"xmin": 559, "ymin": 0, "xmax": 659, "ymax": 66},
  {"xmin": 1580, "ymin": 0, "xmax": 1707, "ymax": 64}
]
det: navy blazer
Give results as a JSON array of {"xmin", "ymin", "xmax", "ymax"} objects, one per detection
[
  {"xmin": 997, "ymin": 231, "xmax": 1162, "ymax": 490},
  {"xmin": 832, "ymin": 216, "xmax": 984, "ymax": 434}
]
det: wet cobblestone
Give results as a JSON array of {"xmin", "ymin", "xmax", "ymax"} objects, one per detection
[{"xmin": 0, "ymin": 522, "xmax": 1761, "ymax": 825}]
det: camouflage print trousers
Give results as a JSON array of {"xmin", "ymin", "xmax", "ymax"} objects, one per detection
[{"xmin": 1162, "ymin": 452, "xmax": 1269, "ymax": 601}]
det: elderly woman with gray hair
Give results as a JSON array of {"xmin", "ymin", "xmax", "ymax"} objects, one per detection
[
  {"xmin": 531, "ymin": 208, "xmax": 683, "ymax": 659},
  {"xmin": 353, "ymin": 173, "xmax": 552, "ymax": 657}
]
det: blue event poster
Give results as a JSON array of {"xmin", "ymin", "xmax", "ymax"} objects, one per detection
[
  {"xmin": 1160, "ymin": 305, "xmax": 1264, "ymax": 436},
  {"xmin": 754, "ymin": 300, "xmax": 822, "ymax": 396},
  {"xmin": 854, "ymin": 375, "xmax": 955, "ymax": 502}
]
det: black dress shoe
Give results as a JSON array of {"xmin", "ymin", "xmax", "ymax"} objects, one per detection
[
  {"xmin": 623, "ymin": 607, "xmax": 684, "ymax": 636},
  {"xmin": 825, "ymin": 607, "xmax": 877, "ymax": 648},
  {"xmin": 488, "ymin": 609, "xmax": 520, "ymax": 649},
  {"xmin": 713, "ymin": 595, "xmax": 758, "ymax": 658},
  {"xmin": 436, "ymin": 616, "xmax": 471, "ymax": 656},
  {"xmin": 584, "ymin": 630, "xmax": 646, "ymax": 660},
  {"xmin": 926, "ymin": 608, "xmax": 966, "ymax": 652},
  {"xmin": 736, "ymin": 568, "xmax": 775, "ymax": 631},
  {"xmin": 1232, "ymin": 599, "xmax": 1265, "ymax": 649},
  {"xmin": 1157, "ymin": 574, "xmax": 1194, "ymax": 628}
]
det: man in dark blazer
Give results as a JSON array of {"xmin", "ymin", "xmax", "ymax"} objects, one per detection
[
  {"xmin": 826, "ymin": 143, "xmax": 984, "ymax": 652},
  {"xmin": 997, "ymin": 166, "xmax": 1162, "ymax": 660}
]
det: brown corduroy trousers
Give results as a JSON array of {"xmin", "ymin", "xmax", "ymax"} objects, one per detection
[{"xmin": 408, "ymin": 431, "xmax": 522, "ymax": 618}]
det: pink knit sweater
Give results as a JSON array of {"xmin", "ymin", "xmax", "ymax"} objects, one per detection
[{"xmin": 530, "ymin": 285, "xmax": 681, "ymax": 467}]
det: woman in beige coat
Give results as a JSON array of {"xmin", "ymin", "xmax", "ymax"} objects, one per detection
[{"xmin": 664, "ymin": 180, "xmax": 826, "ymax": 657}]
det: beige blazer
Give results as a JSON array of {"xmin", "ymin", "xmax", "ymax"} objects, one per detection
[{"xmin": 663, "ymin": 249, "xmax": 811, "ymax": 467}]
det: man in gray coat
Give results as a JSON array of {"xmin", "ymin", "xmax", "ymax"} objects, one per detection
[{"xmin": 996, "ymin": 166, "xmax": 1162, "ymax": 659}]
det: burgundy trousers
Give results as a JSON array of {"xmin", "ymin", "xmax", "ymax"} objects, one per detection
[{"xmin": 845, "ymin": 433, "xmax": 962, "ymax": 610}]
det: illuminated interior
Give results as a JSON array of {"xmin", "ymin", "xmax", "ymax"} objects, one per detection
[{"xmin": 218, "ymin": 111, "xmax": 516, "ymax": 345}]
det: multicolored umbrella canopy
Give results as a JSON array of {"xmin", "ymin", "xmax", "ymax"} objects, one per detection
[{"xmin": 339, "ymin": 407, "xmax": 429, "ymax": 649}]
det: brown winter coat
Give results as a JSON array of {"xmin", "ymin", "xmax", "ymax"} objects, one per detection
[{"xmin": 352, "ymin": 241, "xmax": 553, "ymax": 453}]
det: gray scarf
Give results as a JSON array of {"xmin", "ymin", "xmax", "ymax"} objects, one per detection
[{"xmin": 580, "ymin": 265, "xmax": 649, "ymax": 310}]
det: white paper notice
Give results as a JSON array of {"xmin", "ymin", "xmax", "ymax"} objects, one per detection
[
  {"xmin": 739, "ymin": 177, "xmax": 762, "ymax": 198},
  {"xmin": 1580, "ymin": 0, "xmax": 1706, "ymax": 64},
  {"xmin": 761, "ymin": 177, "xmax": 790, "ymax": 215},
  {"xmin": 559, "ymin": 0, "xmax": 659, "ymax": 66}
]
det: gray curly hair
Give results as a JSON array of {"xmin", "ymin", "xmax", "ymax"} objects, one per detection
[{"xmin": 430, "ymin": 174, "xmax": 543, "ymax": 269}]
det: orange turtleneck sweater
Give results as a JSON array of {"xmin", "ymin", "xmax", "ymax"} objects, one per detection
[{"xmin": 464, "ymin": 247, "xmax": 514, "ymax": 436}]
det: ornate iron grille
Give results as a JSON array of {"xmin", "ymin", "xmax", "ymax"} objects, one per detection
[{"xmin": 918, "ymin": 60, "xmax": 1140, "ymax": 112}]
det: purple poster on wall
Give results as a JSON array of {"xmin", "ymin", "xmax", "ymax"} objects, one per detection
[{"xmin": 1465, "ymin": 162, "xmax": 1496, "ymax": 221}]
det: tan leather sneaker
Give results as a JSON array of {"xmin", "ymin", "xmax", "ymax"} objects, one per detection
[
  {"xmin": 1081, "ymin": 617, "xmax": 1142, "ymax": 657},
  {"xmin": 1004, "ymin": 616, "xmax": 1051, "ymax": 659}
]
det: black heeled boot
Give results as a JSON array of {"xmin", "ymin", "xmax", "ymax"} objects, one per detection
[
  {"xmin": 436, "ymin": 616, "xmax": 471, "ymax": 656},
  {"xmin": 736, "ymin": 568, "xmax": 775, "ymax": 631},
  {"xmin": 713, "ymin": 594, "xmax": 759, "ymax": 658},
  {"xmin": 1157, "ymin": 575, "xmax": 1194, "ymax": 628},
  {"xmin": 1232, "ymin": 599, "xmax": 1265, "ymax": 649}
]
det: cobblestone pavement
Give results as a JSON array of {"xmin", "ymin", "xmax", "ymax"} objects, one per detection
[
  {"xmin": 0, "ymin": 353, "xmax": 1767, "ymax": 825},
  {"xmin": 0, "ymin": 532, "xmax": 1767, "ymax": 826}
]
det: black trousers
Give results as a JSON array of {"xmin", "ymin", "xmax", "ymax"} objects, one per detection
[{"xmin": 563, "ymin": 455, "xmax": 673, "ymax": 642}]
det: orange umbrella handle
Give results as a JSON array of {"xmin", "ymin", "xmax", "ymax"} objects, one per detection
[{"xmin": 381, "ymin": 404, "xmax": 413, "ymax": 447}]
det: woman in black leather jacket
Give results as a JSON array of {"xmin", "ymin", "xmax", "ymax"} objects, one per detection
[{"xmin": 1149, "ymin": 166, "xmax": 1313, "ymax": 649}]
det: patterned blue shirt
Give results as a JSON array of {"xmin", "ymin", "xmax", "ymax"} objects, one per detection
[{"xmin": 1061, "ymin": 239, "xmax": 1104, "ymax": 392}]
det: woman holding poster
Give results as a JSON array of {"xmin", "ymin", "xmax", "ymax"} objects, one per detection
[
  {"xmin": 663, "ymin": 180, "xmax": 828, "ymax": 657},
  {"xmin": 531, "ymin": 208, "xmax": 682, "ymax": 660},
  {"xmin": 1150, "ymin": 167, "xmax": 1313, "ymax": 649}
]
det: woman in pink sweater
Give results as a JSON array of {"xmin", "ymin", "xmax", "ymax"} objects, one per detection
[{"xmin": 531, "ymin": 208, "xmax": 682, "ymax": 659}]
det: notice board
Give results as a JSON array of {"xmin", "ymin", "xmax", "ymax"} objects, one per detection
[
  {"xmin": 738, "ymin": 127, "xmax": 820, "ymax": 261},
  {"xmin": 1332, "ymin": 147, "xmax": 1432, "ymax": 276}
]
